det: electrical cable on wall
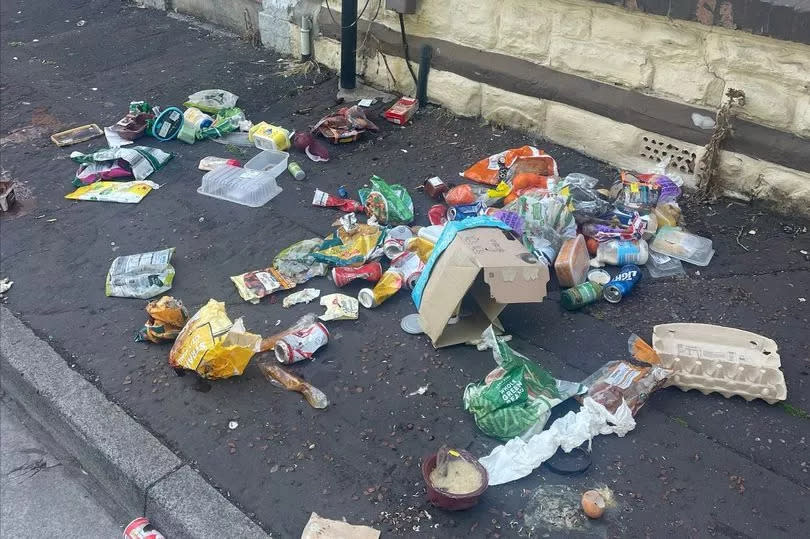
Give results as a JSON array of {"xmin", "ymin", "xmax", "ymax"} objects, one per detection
[
  {"xmin": 398, "ymin": 12, "xmax": 419, "ymax": 86},
  {"xmin": 325, "ymin": 0, "xmax": 371, "ymax": 28}
]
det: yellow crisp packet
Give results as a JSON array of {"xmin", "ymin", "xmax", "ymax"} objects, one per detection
[
  {"xmin": 487, "ymin": 181, "xmax": 512, "ymax": 200},
  {"xmin": 65, "ymin": 181, "xmax": 155, "ymax": 203},
  {"xmin": 169, "ymin": 299, "xmax": 260, "ymax": 379}
]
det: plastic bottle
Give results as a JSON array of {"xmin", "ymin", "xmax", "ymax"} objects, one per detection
[
  {"xmin": 591, "ymin": 239, "xmax": 649, "ymax": 267},
  {"xmin": 183, "ymin": 107, "xmax": 214, "ymax": 130},
  {"xmin": 258, "ymin": 362, "xmax": 328, "ymax": 409}
]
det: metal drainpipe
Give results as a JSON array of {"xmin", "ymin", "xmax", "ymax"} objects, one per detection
[{"xmin": 340, "ymin": 0, "xmax": 357, "ymax": 90}]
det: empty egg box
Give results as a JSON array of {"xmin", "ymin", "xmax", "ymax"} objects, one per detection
[{"xmin": 652, "ymin": 323, "xmax": 787, "ymax": 404}]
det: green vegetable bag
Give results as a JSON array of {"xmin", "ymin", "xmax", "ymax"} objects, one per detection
[
  {"xmin": 358, "ymin": 175, "xmax": 414, "ymax": 225},
  {"xmin": 463, "ymin": 327, "xmax": 585, "ymax": 441}
]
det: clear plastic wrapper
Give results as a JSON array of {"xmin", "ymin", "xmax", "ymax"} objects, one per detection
[{"xmin": 258, "ymin": 361, "xmax": 328, "ymax": 409}]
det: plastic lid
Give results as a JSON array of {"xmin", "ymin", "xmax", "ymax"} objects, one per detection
[
  {"xmin": 587, "ymin": 269, "xmax": 611, "ymax": 285},
  {"xmin": 400, "ymin": 313, "xmax": 424, "ymax": 334},
  {"xmin": 543, "ymin": 446, "xmax": 591, "ymax": 475}
]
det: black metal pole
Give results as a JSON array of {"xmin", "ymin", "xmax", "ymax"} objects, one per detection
[
  {"xmin": 340, "ymin": 0, "xmax": 357, "ymax": 90},
  {"xmin": 417, "ymin": 44, "xmax": 432, "ymax": 107}
]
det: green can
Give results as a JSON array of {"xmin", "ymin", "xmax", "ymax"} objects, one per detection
[
  {"xmin": 561, "ymin": 282, "xmax": 603, "ymax": 311},
  {"xmin": 287, "ymin": 161, "xmax": 305, "ymax": 180}
]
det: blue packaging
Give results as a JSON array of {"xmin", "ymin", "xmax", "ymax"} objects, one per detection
[
  {"xmin": 447, "ymin": 201, "xmax": 486, "ymax": 221},
  {"xmin": 603, "ymin": 264, "xmax": 641, "ymax": 303}
]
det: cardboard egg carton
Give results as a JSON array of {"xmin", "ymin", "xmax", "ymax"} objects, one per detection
[{"xmin": 652, "ymin": 323, "xmax": 787, "ymax": 404}]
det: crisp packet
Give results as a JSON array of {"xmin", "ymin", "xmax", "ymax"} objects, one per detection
[
  {"xmin": 169, "ymin": 299, "xmax": 260, "ymax": 379},
  {"xmin": 231, "ymin": 267, "xmax": 295, "ymax": 304},
  {"xmin": 319, "ymin": 293, "xmax": 359, "ymax": 321}
]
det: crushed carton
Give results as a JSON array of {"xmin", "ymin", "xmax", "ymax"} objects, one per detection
[{"xmin": 418, "ymin": 227, "xmax": 548, "ymax": 348}]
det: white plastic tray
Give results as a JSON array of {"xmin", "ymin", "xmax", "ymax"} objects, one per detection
[
  {"xmin": 244, "ymin": 149, "xmax": 288, "ymax": 175},
  {"xmin": 197, "ymin": 165, "xmax": 282, "ymax": 207}
]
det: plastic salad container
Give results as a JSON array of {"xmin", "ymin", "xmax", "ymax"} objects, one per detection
[
  {"xmin": 197, "ymin": 165, "xmax": 282, "ymax": 207},
  {"xmin": 649, "ymin": 227, "xmax": 714, "ymax": 266}
]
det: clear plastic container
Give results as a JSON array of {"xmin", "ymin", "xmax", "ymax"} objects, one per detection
[
  {"xmin": 554, "ymin": 234, "xmax": 590, "ymax": 287},
  {"xmin": 197, "ymin": 165, "xmax": 282, "ymax": 207},
  {"xmin": 244, "ymin": 150, "xmax": 289, "ymax": 176},
  {"xmin": 650, "ymin": 227, "xmax": 714, "ymax": 266},
  {"xmin": 647, "ymin": 251, "xmax": 685, "ymax": 278}
]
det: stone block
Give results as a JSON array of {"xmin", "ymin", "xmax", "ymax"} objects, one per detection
[
  {"xmin": 543, "ymin": 102, "xmax": 649, "ymax": 171},
  {"xmin": 496, "ymin": 0, "xmax": 552, "ymax": 63},
  {"xmin": 715, "ymin": 150, "xmax": 767, "ymax": 195},
  {"xmin": 591, "ymin": 9, "xmax": 701, "ymax": 50},
  {"xmin": 794, "ymin": 96, "xmax": 810, "ymax": 139},
  {"xmin": 650, "ymin": 53, "xmax": 725, "ymax": 105},
  {"xmin": 481, "ymin": 85, "xmax": 546, "ymax": 134},
  {"xmin": 427, "ymin": 69, "xmax": 481, "ymax": 117},
  {"xmin": 412, "ymin": 1, "xmax": 499, "ymax": 50},
  {"xmin": 704, "ymin": 33, "xmax": 810, "ymax": 90},
  {"xmin": 548, "ymin": 1, "xmax": 592, "ymax": 40},
  {"xmin": 754, "ymin": 166, "xmax": 810, "ymax": 212},
  {"xmin": 549, "ymin": 38, "xmax": 652, "ymax": 89},
  {"xmin": 259, "ymin": 11, "xmax": 292, "ymax": 54},
  {"xmin": 313, "ymin": 36, "xmax": 340, "ymax": 70},
  {"xmin": 721, "ymin": 73, "xmax": 797, "ymax": 130}
]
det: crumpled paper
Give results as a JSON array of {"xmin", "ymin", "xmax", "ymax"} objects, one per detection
[{"xmin": 319, "ymin": 293, "xmax": 359, "ymax": 321}]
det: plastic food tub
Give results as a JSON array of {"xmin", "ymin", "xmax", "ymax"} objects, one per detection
[
  {"xmin": 244, "ymin": 150, "xmax": 289, "ymax": 175},
  {"xmin": 421, "ymin": 450, "xmax": 488, "ymax": 511},
  {"xmin": 197, "ymin": 165, "xmax": 282, "ymax": 207}
]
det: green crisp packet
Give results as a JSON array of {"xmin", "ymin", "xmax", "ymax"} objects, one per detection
[{"xmin": 358, "ymin": 175, "xmax": 414, "ymax": 225}]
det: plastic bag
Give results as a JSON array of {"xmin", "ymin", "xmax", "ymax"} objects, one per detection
[
  {"xmin": 184, "ymin": 89, "xmax": 239, "ymax": 113},
  {"xmin": 358, "ymin": 175, "xmax": 414, "ymax": 225},
  {"xmin": 273, "ymin": 238, "xmax": 328, "ymax": 284},
  {"xmin": 230, "ymin": 267, "xmax": 296, "ymax": 304},
  {"xmin": 65, "ymin": 180, "xmax": 159, "ymax": 204},
  {"xmin": 105, "ymin": 248, "xmax": 175, "ymax": 299},
  {"xmin": 463, "ymin": 327, "xmax": 585, "ymax": 440},
  {"xmin": 504, "ymin": 193, "xmax": 576, "ymax": 264},
  {"xmin": 136, "ymin": 296, "xmax": 189, "ymax": 343},
  {"xmin": 313, "ymin": 224, "xmax": 385, "ymax": 267},
  {"xmin": 463, "ymin": 146, "xmax": 555, "ymax": 186},
  {"xmin": 198, "ymin": 107, "xmax": 244, "ymax": 140},
  {"xmin": 556, "ymin": 175, "xmax": 613, "ymax": 218},
  {"xmin": 580, "ymin": 360, "xmax": 671, "ymax": 415},
  {"xmin": 70, "ymin": 146, "xmax": 173, "ymax": 187},
  {"xmin": 74, "ymin": 159, "xmax": 133, "ymax": 185},
  {"xmin": 169, "ymin": 299, "xmax": 260, "ymax": 379}
]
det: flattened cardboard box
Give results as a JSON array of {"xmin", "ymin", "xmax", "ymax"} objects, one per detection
[{"xmin": 418, "ymin": 228, "xmax": 549, "ymax": 348}]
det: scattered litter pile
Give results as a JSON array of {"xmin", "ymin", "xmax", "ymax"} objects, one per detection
[{"xmin": 49, "ymin": 83, "xmax": 790, "ymax": 531}]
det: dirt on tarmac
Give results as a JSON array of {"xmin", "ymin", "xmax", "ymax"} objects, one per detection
[{"xmin": 1, "ymin": 1, "xmax": 809, "ymax": 537}]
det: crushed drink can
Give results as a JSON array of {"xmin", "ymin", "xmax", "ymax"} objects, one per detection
[
  {"xmin": 382, "ymin": 225, "xmax": 415, "ymax": 259},
  {"xmin": 389, "ymin": 251, "xmax": 425, "ymax": 290},
  {"xmin": 275, "ymin": 322, "xmax": 329, "ymax": 364},
  {"xmin": 428, "ymin": 204, "xmax": 448, "ymax": 225},
  {"xmin": 123, "ymin": 517, "xmax": 165, "ymax": 539},
  {"xmin": 603, "ymin": 264, "xmax": 641, "ymax": 303},
  {"xmin": 560, "ymin": 282, "xmax": 603, "ymax": 311},
  {"xmin": 358, "ymin": 270, "xmax": 404, "ymax": 308},
  {"xmin": 331, "ymin": 261, "xmax": 383, "ymax": 287},
  {"xmin": 446, "ymin": 201, "xmax": 486, "ymax": 221}
]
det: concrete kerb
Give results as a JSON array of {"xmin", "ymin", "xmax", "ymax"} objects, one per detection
[{"xmin": 0, "ymin": 307, "xmax": 269, "ymax": 539}]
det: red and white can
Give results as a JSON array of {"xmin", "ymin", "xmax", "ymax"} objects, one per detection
[
  {"xmin": 123, "ymin": 517, "xmax": 165, "ymax": 539},
  {"xmin": 275, "ymin": 322, "xmax": 329, "ymax": 364},
  {"xmin": 389, "ymin": 251, "xmax": 425, "ymax": 290},
  {"xmin": 382, "ymin": 225, "xmax": 414, "ymax": 259},
  {"xmin": 331, "ymin": 261, "xmax": 383, "ymax": 288},
  {"xmin": 428, "ymin": 204, "xmax": 448, "ymax": 226}
]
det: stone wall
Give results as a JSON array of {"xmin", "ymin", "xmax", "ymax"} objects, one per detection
[{"xmin": 349, "ymin": 0, "xmax": 810, "ymax": 137}]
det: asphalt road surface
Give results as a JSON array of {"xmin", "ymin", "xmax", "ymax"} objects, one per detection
[{"xmin": 1, "ymin": 1, "xmax": 808, "ymax": 536}]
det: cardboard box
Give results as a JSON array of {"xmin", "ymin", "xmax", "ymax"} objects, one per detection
[{"xmin": 418, "ymin": 228, "xmax": 549, "ymax": 348}]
